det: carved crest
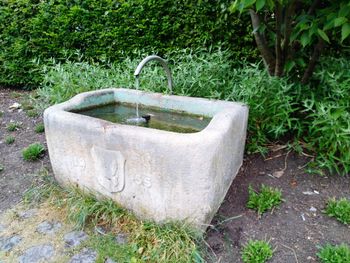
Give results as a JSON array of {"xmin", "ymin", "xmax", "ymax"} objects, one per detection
[{"xmin": 91, "ymin": 146, "xmax": 126, "ymax": 193}]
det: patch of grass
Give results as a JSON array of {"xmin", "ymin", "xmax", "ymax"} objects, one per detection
[
  {"xmin": 24, "ymin": 171, "xmax": 204, "ymax": 263},
  {"xmin": 6, "ymin": 122, "xmax": 21, "ymax": 131},
  {"xmin": 317, "ymin": 243, "xmax": 350, "ymax": 263},
  {"xmin": 10, "ymin": 91, "xmax": 22, "ymax": 99},
  {"xmin": 5, "ymin": 135, "xmax": 15, "ymax": 144},
  {"xmin": 0, "ymin": 111, "xmax": 3, "ymax": 118},
  {"xmin": 325, "ymin": 198, "xmax": 350, "ymax": 225},
  {"xmin": 26, "ymin": 109, "xmax": 39, "ymax": 118},
  {"xmin": 22, "ymin": 143, "xmax": 45, "ymax": 161},
  {"xmin": 241, "ymin": 240, "xmax": 273, "ymax": 263},
  {"xmin": 247, "ymin": 185, "xmax": 283, "ymax": 216},
  {"xmin": 34, "ymin": 123, "xmax": 45, "ymax": 133}
]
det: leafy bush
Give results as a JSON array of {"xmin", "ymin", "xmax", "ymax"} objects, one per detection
[
  {"xmin": 0, "ymin": 0, "xmax": 256, "ymax": 88},
  {"xmin": 242, "ymin": 240, "xmax": 273, "ymax": 263},
  {"xmin": 317, "ymin": 244, "xmax": 350, "ymax": 263},
  {"xmin": 302, "ymin": 58, "xmax": 350, "ymax": 175},
  {"xmin": 22, "ymin": 143, "xmax": 45, "ymax": 161},
  {"xmin": 325, "ymin": 198, "xmax": 350, "ymax": 225},
  {"xmin": 247, "ymin": 185, "xmax": 283, "ymax": 216}
]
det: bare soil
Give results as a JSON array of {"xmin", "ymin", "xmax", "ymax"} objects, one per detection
[
  {"xmin": 206, "ymin": 151, "xmax": 350, "ymax": 262},
  {"xmin": 0, "ymin": 89, "xmax": 50, "ymax": 213},
  {"xmin": 1, "ymin": 89, "xmax": 349, "ymax": 262}
]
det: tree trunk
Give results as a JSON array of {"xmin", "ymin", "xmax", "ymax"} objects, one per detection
[
  {"xmin": 301, "ymin": 39, "xmax": 325, "ymax": 84},
  {"xmin": 249, "ymin": 9, "xmax": 275, "ymax": 76},
  {"xmin": 274, "ymin": 2, "xmax": 283, "ymax": 76}
]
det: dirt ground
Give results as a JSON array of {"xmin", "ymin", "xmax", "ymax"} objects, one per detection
[
  {"xmin": 1, "ymin": 88, "xmax": 349, "ymax": 262},
  {"xmin": 0, "ymin": 89, "xmax": 50, "ymax": 213}
]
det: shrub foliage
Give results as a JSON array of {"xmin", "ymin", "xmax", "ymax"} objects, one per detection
[{"xmin": 0, "ymin": 0, "xmax": 256, "ymax": 87}]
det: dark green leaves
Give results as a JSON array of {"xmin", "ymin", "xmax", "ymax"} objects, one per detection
[
  {"xmin": 341, "ymin": 23, "xmax": 350, "ymax": 42},
  {"xmin": 317, "ymin": 29, "xmax": 330, "ymax": 43},
  {"xmin": 256, "ymin": 0, "xmax": 265, "ymax": 11}
]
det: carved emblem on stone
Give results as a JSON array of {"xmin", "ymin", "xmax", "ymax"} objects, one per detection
[{"xmin": 91, "ymin": 146, "xmax": 125, "ymax": 193}]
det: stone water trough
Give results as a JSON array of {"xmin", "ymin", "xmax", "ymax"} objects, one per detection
[{"xmin": 44, "ymin": 87, "xmax": 248, "ymax": 230}]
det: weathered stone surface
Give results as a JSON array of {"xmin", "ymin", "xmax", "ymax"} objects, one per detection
[
  {"xmin": 114, "ymin": 233, "xmax": 128, "ymax": 245},
  {"xmin": 44, "ymin": 88, "xmax": 248, "ymax": 230},
  {"xmin": 18, "ymin": 209, "xmax": 37, "ymax": 219},
  {"xmin": 36, "ymin": 221, "xmax": 62, "ymax": 234},
  {"xmin": 69, "ymin": 248, "xmax": 97, "ymax": 263},
  {"xmin": 0, "ymin": 235, "xmax": 22, "ymax": 252},
  {"xmin": 0, "ymin": 224, "xmax": 6, "ymax": 232},
  {"xmin": 64, "ymin": 231, "xmax": 88, "ymax": 247},
  {"xmin": 18, "ymin": 244, "xmax": 54, "ymax": 263},
  {"xmin": 105, "ymin": 258, "xmax": 116, "ymax": 263}
]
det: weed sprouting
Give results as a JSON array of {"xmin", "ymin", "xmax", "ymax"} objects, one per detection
[
  {"xmin": 5, "ymin": 135, "xmax": 15, "ymax": 144},
  {"xmin": 325, "ymin": 198, "xmax": 350, "ymax": 225},
  {"xmin": 22, "ymin": 143, "xmax": 45, "ymax": 161},
  {"xmin": 34, "ymin": 123, "xmax": 45, "ymax": 133},
  {"xmin": 317, "ymin": 243, "xmax": 350, "ymax": 263},
  {"xmin": 241, "ymin": 239, "xmax": 273, "ymax": 263},
  {"xmin": 6, "ymin": 122, "xmax": 21, "ymax": 132},
  {"xmin": 247, "ymin": 185, "xmax": 283, "ymax": 216},
  {"xmin": 26, "ymin": 109, "xmax": 39, "ymax": 118}
]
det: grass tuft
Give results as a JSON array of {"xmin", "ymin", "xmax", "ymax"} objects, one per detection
[
  {"xmin": 22, "ymin": 143, "xmax": 45, "ymax": 161},
  {"xmin": 5, "ymin": 135, "xmax": 15, "ymax": 144},
  {"xmin": 26, "ymin": 109, "xmax": 39, "ymax": 118},
  {"xmin": 6, "ymin": 122, "xmax": 21, "ymax": 131},
  {"xmin": 34, "ymin": 123, "xmax": 45, "ymax": 133},
  {"xmin": 325, "ymin": 198, "xmax": 350, "ymax": 225},
  {"xmin": 241, "ymin": 239, "xmax": 273, "ymax": 263},
  {"xmin": 317, "ymin": 243, "xmax": 350, "ymax": 263},
  {"xmin": 247, "ymin": 185, "xmax": 282, "ymax": 216}
]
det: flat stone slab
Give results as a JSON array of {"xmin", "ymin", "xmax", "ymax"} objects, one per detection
[
  {"xmin": 64, "ymin": 231, "xmax": 88, "ymax": 247},
  {"xmin": 69, "ymin": 248, "xmax": 97, "ymax": 263},
  {"xmin": 18, "ymin": 209, "xmax": 37, "ymax": 219},
  {"xmin": 105, "ymin": 258, "xmax": 117, "ymax": 263},
  {"xmin": 114, "ymin": 233, "xmax": 128, "ymax": 245},
  {"xmin": 36, "ymin": 221, "xmax": 62, "ymax": 234},
  {"xmin": 18, "ymin": 244, "xmax": 54, "ymax": 263},
  {"xmin": 0, "ymin": 224, "xmax": 6, "ymax": 233},
  {"xmin": 0, "ymin": 235, "xmax": 22, "ymax": 252}
]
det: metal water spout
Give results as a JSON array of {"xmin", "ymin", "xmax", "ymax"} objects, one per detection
[{"xmin": 134, "ymin": 55, "xmax": 173, "ymax": 94}]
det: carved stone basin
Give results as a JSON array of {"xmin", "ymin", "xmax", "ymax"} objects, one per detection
[{"xmin": 44, "ymin": 88, "xmax": 248, "ymax": 230}]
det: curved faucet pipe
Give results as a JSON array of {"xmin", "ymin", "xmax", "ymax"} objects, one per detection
[{"xmin": 134, "ymin": 55, "xmax": 173, "ymax": 94}]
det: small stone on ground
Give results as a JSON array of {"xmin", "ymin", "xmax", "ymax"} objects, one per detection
[
  {"xmin": 105, "ymin": 258, "xmax": 117, "ymax": 263},
  {"xmin": 64, "ymin": 231, "xmax": 88, "ymax": 247},
  {"xmin": 0, "ymin": 235, "xmax": 22, "ymax": 252},
  {"xmin": 69, "ymin": 248, "xmax": 97, "ymax": 263},
  {"xmin": 18, "ymin": 209, "xmax": 37, "ymax": 219},
  {"xmin": 114, "ymin": 233, "xmax": 128, "ymax": 245},
  {"xmin": 36, "ymin": 220, "xmax": 62, "ymax": 234},
  {"xmin": 18, "ymin": 244, "xmax": 54, "ymax": 263}
]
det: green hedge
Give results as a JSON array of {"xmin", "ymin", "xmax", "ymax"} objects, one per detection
[{"xmin": 0, "ymin": 0, "xmax": 257, "ymax": 88}]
